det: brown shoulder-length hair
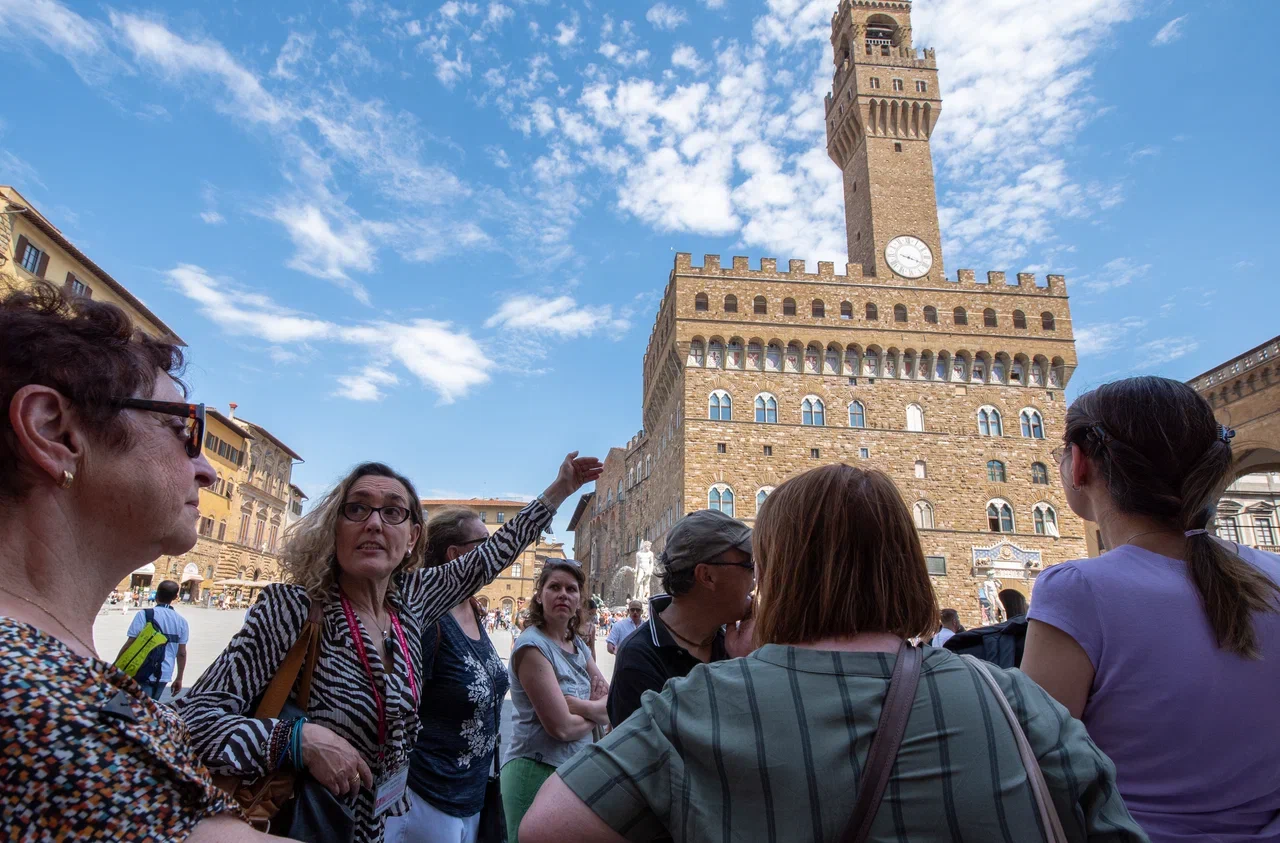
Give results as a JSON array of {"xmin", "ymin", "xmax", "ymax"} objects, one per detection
[
  {"xmin": 423, "ymin": 505, "xmax": 485, "ymax": 568},
  {"xmin": 753, "ymin": 463, "xmax": 938, "ymax": 646},
  {"xmin": 526, "ymin": 560, "xmax": 586, "ymax": 643}
]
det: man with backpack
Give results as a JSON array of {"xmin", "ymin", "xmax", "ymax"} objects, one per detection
[{"xmin": 113, "ymin": 579, "xmax": 189, "ymax": 700}]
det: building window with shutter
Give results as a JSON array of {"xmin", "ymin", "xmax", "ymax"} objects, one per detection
[
  {"xmin": 19, "ymin": 241, "xmax": 45, "ymax": 275},
  {"xmin": 67, "ymin": 275, "xmax": 91, "ymax": 297}
]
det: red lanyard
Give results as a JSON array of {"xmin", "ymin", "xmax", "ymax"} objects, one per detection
[{"xmin": 338, "ymin": 592, "xmax": 420, "ymax": 757}]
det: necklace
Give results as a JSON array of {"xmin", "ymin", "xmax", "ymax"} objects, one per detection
[
  {"xmin": 661, "ymin": 611, "xmax": 716, "ymax": 650},
  {"xmin": 1117, "ymin": 528, "xmax": 1177, "ymax": 548},
  {"xmin": 0, "ymin": 584, "xmax": 98, "ymax": 656}
]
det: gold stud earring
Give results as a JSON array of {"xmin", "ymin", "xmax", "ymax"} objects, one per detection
[{"xmin": 59, "ymin": 470, "xmax": 74, "ymax": 489}]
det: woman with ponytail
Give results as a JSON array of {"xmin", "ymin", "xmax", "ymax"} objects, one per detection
[{"xmin": 1023, "ymin": 376, "xmax": 1280, "ymax": 843}]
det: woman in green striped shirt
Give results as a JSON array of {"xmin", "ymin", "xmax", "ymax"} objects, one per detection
[{"xmin": 521, "ymin": 464, "xmax": 1147, "ymax": 842}]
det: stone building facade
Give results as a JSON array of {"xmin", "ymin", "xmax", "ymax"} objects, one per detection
[
  {"xmin": 572, "ymin": 0, "xmax": 1085, "ymax": 627},
  {"xmin": 420, "ymin": 499, "xmax": 566, "ymax": 618}
]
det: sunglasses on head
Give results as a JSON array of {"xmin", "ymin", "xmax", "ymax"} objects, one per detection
[{"xmin": 115, "ymin": 398, "xmax": 206, "ymax": 459}]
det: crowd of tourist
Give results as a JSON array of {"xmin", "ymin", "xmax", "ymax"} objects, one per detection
[{"xmin": 3, "ymin": 285, "xmax": 1279, "ymax": 843}]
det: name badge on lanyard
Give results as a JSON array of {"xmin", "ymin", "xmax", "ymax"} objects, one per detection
[{"xmin": 338, "ymin": 591, "xmax": 420, "ymax": 816}]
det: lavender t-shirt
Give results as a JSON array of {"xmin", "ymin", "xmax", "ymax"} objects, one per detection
[{"xmin": 1030, "ymin": 544, "xmax": 1280, "ymax": 842}]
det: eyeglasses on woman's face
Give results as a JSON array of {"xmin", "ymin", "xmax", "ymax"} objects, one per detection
[
  {"xmin": 341, "ymin": 502, "xmax": 411, "ymax": 525},
  {"xmin": 1051, "ymin": 444, "xmax": 1069, "ymax": 465},
  {"xmin": 115, "ymin": 398, "xmax": 205, "ymax": 459}
]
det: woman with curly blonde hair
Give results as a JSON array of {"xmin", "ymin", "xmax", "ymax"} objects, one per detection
[{"xmin": 179, "ymin": 453, "xmax": 602, "ymax": 843}]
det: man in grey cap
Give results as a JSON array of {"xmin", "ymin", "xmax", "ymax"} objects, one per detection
[{"xmin": 606, "ymin": 508, "xmax": 755, "ymax": 727}]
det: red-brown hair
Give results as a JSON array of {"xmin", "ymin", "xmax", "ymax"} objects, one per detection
[
  {"xmin": 753, "ymin": 463, "xmax": 938, "ymax": 646},
  {"xmin": 0, "ymin": 282, "xmax": 185, "ymax": 500}
]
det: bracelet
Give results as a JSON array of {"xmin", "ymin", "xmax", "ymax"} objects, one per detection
[
  {"xmin": 290, "ymin": 717, "xmax": 308, "ymax": 769},
  {"xmin": 267, "ymin": 719, "xmax": 293, "ymax": 770},
  {"xmin": 535, "ymin": 493, "xmax": 558, "ymax": 515}
]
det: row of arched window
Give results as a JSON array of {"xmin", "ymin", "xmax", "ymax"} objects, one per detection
[
  {"xmin": 694, "ymin": 293, "xmax": 1057, "ymax": 331},
  {"xmin": 710, "ymin": 390, "xmax": 1046, "ymax": 437},
  {"xmin": 687, "ymin": 338, "xmax": 1066, "ymax": 388}
]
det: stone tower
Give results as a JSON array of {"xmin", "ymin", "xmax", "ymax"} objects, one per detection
[{"xmin": 825, "ymin": 0, "xmax": 943, "ymax": 280}]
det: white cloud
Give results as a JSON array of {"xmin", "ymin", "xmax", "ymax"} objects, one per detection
[
  {"xmin": 1127, "ymin": 144, "xmax": 1160, "ymax": 163},
  {"xmin": 485, "ymin": 3, "xmax": 514, "ymax": 28},
  {"xmin": 269, "ymin": 203, "xmax": 376, "ymax": 303},
  {"xmin": 1075, "ymin": 317, "xmax": 1147, "ymax": 357},
  {"xmin": 646, "ymin": 4, "xmax": 689, "ymax": 31},
  {"xmin": 671, "ymin": 44, "xmax": 706, "ymax": 73},
  {"xmin": 0, "ymin": 0, "xmax": 117, "ymax": 82},
  {"xmin": 1080, "ymin": 257, "xmax": 1152, "ymax": 293},
  {"xmin": 1151, "ymin": 15, "xmax": 1187, "ymax": 47},
  {"xmin": 1137, "ymin": 336, "xmax": 1198, "ymax": 368},
  {"xmin": 554, "ymin": 17, "xmax": 579, "ymax": 47},
  {"xmin": 1234, "ymin": 259, "xmax": 1255, "ymax": 272},
  {"xmin": 166, "ymin": 264, "xmax": 492, "ymax": 403},
  {"xmin": 485, "ymin": 295, "xmax": 629, "ymax": 338},
  {"xmin": 598, "ymin": 41, "xmax": 651, "ymax": 68},
  {"xmin": 487, "ymin": 145, "xmax": 511, "ymax": 168},
  {"xmin": 700, "ymin": 0, "xmax": 725, "ymax": 7},
  {"xmin": 199, "ymin": 210, "xmax": 225, "ymax": 224},
  {"xmin": 432, "ymin": 46, "xmax": 471, "ymax": 86},
  {"xmin": 272, "ymin": 32, "xmax": 313, "ymax": 79}
]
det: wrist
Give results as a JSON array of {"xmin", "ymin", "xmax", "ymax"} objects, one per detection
[{"xmin": 538, "ymin": 486, "xmax": 568, "ymax": 511}]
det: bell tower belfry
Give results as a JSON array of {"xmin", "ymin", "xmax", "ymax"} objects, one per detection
[{"xmin": 825, "ymin": 0, "xmax": 944, "ymax": 281}]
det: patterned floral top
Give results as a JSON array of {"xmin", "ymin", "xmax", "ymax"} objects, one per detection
[
  {"xmin": 177, "ymin": 499, "xmax": 553, "ymax": 843},
  {"xmin": 0, "ymin": 618, "xmax": 234, "ymax": 841}
]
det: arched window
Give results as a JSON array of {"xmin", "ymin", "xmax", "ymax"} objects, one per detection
[
  {"xmin": 992, "ymin": 359, "xmax": 1006, "ymax": 383},
  {"xmin": 913, "ymin": 501, "xmax": 935, "ymax": 530},
  {"xmin": 727, "ymin": 339, "xmax": 743, "ymax": 369},
  {"xmin": 783, "ymin": 298, "xmax": 796, "ymax": 316},
  {"xmin": 707, "ymin": 340, "xmax": 724, "ymax": 368},
  {"xmin": 914, "ymin": 459, "xmax": 926, "ymax": 479},
  {"xmin": 695, "ymin": 293, "xmax": 709, "ymax": 312},
  {"xmin": 866, "ymin": 302, "xmax": 878, "ymax": 321},
  {"xmin": 987, "ymin": 500, "xmax": 1014, "ymax": 533},
  {"xmin": 765, "ymin": 343, "xmax": 782, "ymax": 372},
  {"xmin": 756, "ymin": 487, "xmax": 774, "ymax": 510},
  {"xmin": 687, "ymin": 339, "xmax": 705, "ymax": 367},
  {"xmin": 226, "ymin": 482, "xmax": 235, "ymax": 498},
  {"xmin": 863, "ymin": 348, "xmax": 880, "ymax": 376},
  {"xmin": 977, "ymin": 406, "xmax": 1003, "ymax": 436},
  {"xmin": 923, "ymin": 306, "xmax": 938, "ymax": 324},
  {"xmin": 1020, "ymin": 409, "xmax": 1044, "ymax": 439},
  {"xmin": 754, "ymin": 296, "xmax": 767, "ymax": 314},
  {"xmin": 906, "ymin": 403, "xmax": 924, "ymax": 432},
  {"xmin": 840, "ymin": 301, "xmax": 853, "ymax": 320},
  {"xmin": 971, "ymin": 360, "xmax": 986, "ymax": 383},
  {"xmin": 983, "ymin": 308, "xmax": 997, "ymax": 327},
  {"xmin": 754, "ymin": 393, "xmax": 778, "ymax": 423},
  {"xmin": 747, "ymin": 341, "xmax": 763, "ymax": 370},
  {"xmin": 1033, "ymin": 503, "xmax": 1058, "ymax": 536},
  {"xmin": 848, "ymin": 400, "xmax": 866, "ymax": 428},
  {"xmin": 708, "ymin": 484, "xmax": 735, "ymax": 517},
  {"xmin": 801, "ymin": 397, "xmax": 825, "ymax": 426},
  {"xmin": 1013, "ymin": 310, "xmax": 1027, "ymax": 329},
  {"xmin": 987, "ymin": 460, "xmax": 1006, "ymax": 482},
  {"xmin": 1031, "ymin": 462, "xmax": 1049, "ymax": 484},
  {"xmin": 893, "ymin": 304, "xmax": 908, "ymax": 323},
  {"xmin": 709, "ymin": 390, "xmax": 732, "ymax": 421},
  {"xmin": 824, "ymin": 346, "xmax": 840, "ymax": 374},
  {"xmin": 812, "ymin": 299, "xmax": 825, "ymax": 318},
  {"xmin": 724, "ymin": 294, "xmax": 738, "ymax": 313},
  {"xmin": 1030, "ymin": 361, "xmax": 1044, "ymax": 386},
  {"xmin": 804, "ymin": 344, "xmax": 821, "ymax": 374},
  {"xmin": 935, "ymin": 354, "xmax": 949, "ymax": 381},
  {"xmin": 953, "ymin": 307, "xmax": 967, "ymax": 325},
  {"xmin": 1042, "ymin": 311, "xmax": 1055, "ymax": 330},
  {"xmin": 511, "ymin": 563, "xmax": 523, "ymax": 578}
]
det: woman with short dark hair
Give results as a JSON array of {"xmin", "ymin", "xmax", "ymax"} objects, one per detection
[
  {"xmin": 521, "ymin": 463, "xmax": 1147, "ymax": 842},
  {"xmin": 1023, "ymin": 376, "xmax": 1280, "ymax": 842},
  {"xmin": 0, "ymin": 285, "xmax": 269, "ymax": 840}
]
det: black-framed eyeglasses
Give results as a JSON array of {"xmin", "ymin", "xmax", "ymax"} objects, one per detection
[
  {"xmin": 702, "ymin": 558, "xmax": 755, "ymax": 572},
  {"xmin": 341, "ymin": 502, "xmax": 411, "ymax": 525},
  {"xmin": 116, "ymin": 398, "xmax": 205, "ymax": 459}
]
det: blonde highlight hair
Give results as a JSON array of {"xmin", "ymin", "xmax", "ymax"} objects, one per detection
[{"xmin": 280, "ymin": 462, "xmax": 426, "ymax": 600}]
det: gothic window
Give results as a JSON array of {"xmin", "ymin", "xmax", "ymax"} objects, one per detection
[
  {"xmin": 953, "ymin": 307, "xmax": 967, "ymax": 325},
  {"xmin": 754, "ymin": 295, "xmax": 767, "ymax": 314},
  {"xmin": 894, "ymin": 304, "xmax": 908, "ymax": 322},
  {"xmin": 783, "ymin": 298, "xmax": 797, "ymax": 316},
  {"xmin": 1033, "ymin": 503, "xmax": 1059, "ymax": 536},
  {"xmin": 765, "ymin": 343, "xmax": 782, "ymax": 372},
  {"xmin": 849, "ymin": 400, "xmax": 866, "ymax": 428},
  {"xmin": 987, "ymin": 500, "xmax": 1014, "ymax": 533},
  {"xmin": 812, "ymin": 299, "xmax": 825, "ymax": 318},
  {"xmin": 1020, "ymin": 409, "xmax": 1045, "ymax": 439},
  {"xmin": 1042, "ymin": 311, "xmax": 1056, "ymax": 331},
  {"xmin": 924, "ymin": 306, "xmax": 938, "ymax": 324},
  {"xmin": 1031, "ymin": 462, "xmax": 1049, "ymax": 484},
  {"xmin": 1013, "ymin": 310, "xmax": 1027, "ymax": 329},
  {"xmin": 906, "ymin": 403, "xmax": 924, "ymax": 432},
  {"xmin": 983, "ymin": 308, "xmax": 997, "ymax": 327},
  {"xmin": 977, "ymin": 406, "xmax": 1003, "ymax": 437},
  {"xmin": 866, "ymin": 302, "xmax": 878, "ymax": 320},
  {"xmin": 914, "ymin": 460, "xmax": 926, "ymax": 479},
  {"xmin": 987, "ymin": 460, "xmax": 1007, "ymax": 482},
  {"xmin": 913, "ymin": 501, "xmax": 935, "ymax": 530},
  {"xmin": 727, "ymin": 340, "xmax": 743, "ymax": 369},
  {"xmin": 687, "ymin": 339, "xmax": 705, "ymax": 367},
  {"xmin": 708, "ymin": 484, "xmax": 735, "ymax": 518},
  {"xmin": 724, "ymin": 294, "xmax": 738, "ymax": 313},
  {"xmin": 755, "ymin": 393, "xmax": 778, "ymax": 423},
  {"xmin": 695, "ymin": 293, "xmax": 709, "ymax": 312},
  {"xmin": 840, "ymin": 301, "xmax": 853, "ymax": 320},
  {"xmin": 709, "ymin": 390, "xmax": 732, "ymax": 421},
  {"xmin": 756, "ymin": 487, "xmax": 774, "ymax": 511},
  {"xmin": 708, "ymin": 340, "xmax": 724, "ymax": 368},
  {"xmin": 801, "ymin": 397, "xmax": 825, "ymax": 426},
  {"xmin": 747, "ymin": 341, "xmax": 763, "ymax": 370}
]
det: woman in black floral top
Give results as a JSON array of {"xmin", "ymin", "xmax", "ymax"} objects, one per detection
[{"xmin": 0, "ymin": 285, "xmax": 266, "ymax": 840}]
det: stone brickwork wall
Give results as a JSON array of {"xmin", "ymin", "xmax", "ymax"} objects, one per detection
[{"xmin": 1190, "ymin": 335, "xmax": 1280, "ymax": 478}]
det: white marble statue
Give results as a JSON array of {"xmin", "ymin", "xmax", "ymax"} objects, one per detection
[
  {"xmin": 979, "ymin": 571, "xmax": 1004, "ymax": 625},
  {"xmin": 634, "ymin": 540, "xmax": 656, "ymax": 605}
]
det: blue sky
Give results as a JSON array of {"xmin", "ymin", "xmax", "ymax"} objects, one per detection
[{"xmin": 5, "ymin": 0, "xmax": 1277, "ymax": 537}]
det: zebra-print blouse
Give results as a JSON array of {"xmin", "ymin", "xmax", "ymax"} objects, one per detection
[{"xmin": 177, "ymin": 499, "xmax": 553, "ymax": 843}]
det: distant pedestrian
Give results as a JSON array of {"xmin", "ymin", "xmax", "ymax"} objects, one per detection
[
  {"xmin": 929, "ymin": 607, "xmax": 961, "ymax": 648},
  {"xmin": 521, "ymin": 463, "xmax": 1145, "ymax": 842},
  {"xmin": 114, "ymin": 579, "xmax": 190, "ymax": 700},
  {"xmin": 581, "ymin": 599, "xmax": 599, "ymax": 662},
  {"xmin": 607, "ymin": 509, "xmax": 755, "ymax": 727},
  {"xmin": 605, "ymin": 600, "xmax": 644, "ymax": 655}
]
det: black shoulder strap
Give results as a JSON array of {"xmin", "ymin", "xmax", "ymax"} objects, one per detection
[
  {"xmin": 840, "ymin": 642, "xmax": 923, "ymax": 843},
  {"xmin": 143, "ymin": 608, "xmax": 155, "ymax": 627}
]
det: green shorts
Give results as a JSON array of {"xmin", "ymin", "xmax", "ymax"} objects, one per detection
[{"xmin": 499, "ymin": 756, "xmax": 557, "ymax": 843}]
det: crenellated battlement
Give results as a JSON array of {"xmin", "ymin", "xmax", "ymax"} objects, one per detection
[{"xmin": 673, "ymin": 253, "xmax": 1067, "ymax": 295}]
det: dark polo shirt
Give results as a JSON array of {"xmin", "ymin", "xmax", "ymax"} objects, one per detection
[{"xmin": 607, "ymin": 594, "xmax": 730, "ymax": 727}]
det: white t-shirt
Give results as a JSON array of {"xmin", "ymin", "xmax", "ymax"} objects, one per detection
[
  {"xmin": 930, "ymin": 627, "xmax": 955, "ymax": 648},
  {"xmin": 606, "ymin": 617, "xmax": 641, "ymax": 649}
]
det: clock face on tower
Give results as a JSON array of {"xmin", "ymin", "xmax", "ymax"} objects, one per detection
[{"xmin": 885, "ymin": 236, "xmax": 934, "ymax": 279}]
